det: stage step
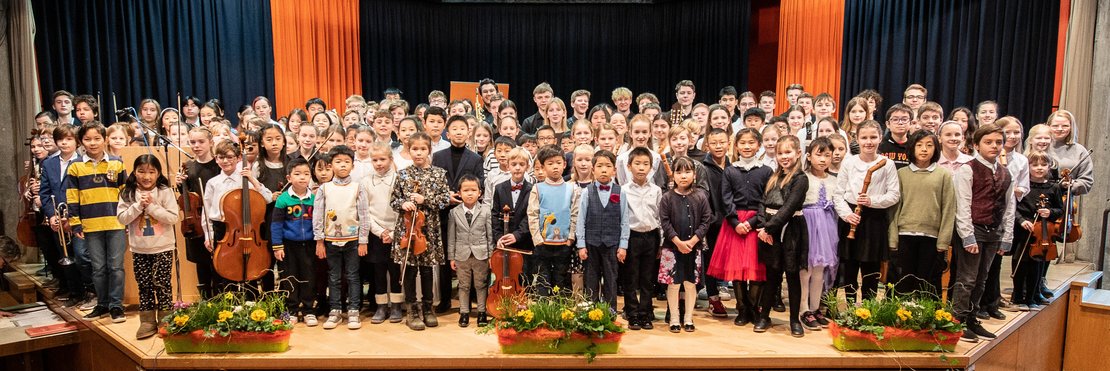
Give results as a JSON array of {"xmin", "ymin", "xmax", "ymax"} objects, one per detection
[{"xmin": 3, "ymin": 271, "xmax": 38, "ymax": 304}]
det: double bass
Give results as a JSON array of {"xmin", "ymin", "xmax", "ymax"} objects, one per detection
[
  {"xmin": 487, "ymin": 205, "xmax": 529, "ymax": 317},
  {"xmin": 213, "ymin": 134, "xmax": 271, "ymax": 282}
]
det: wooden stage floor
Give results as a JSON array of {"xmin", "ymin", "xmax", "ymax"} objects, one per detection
[{"xmin": 63, "ymin": 260, "xmax": 1094, "ymax": 370}]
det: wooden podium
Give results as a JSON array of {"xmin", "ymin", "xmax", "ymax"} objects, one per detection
[{"xmin": 117, "ymin": 146, "xmax": 201, "ymax": 304}]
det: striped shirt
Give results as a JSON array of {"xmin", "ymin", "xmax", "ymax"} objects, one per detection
[{"xmin": 65, "ymin": 154, "xmax": 127, "ymax": 233}]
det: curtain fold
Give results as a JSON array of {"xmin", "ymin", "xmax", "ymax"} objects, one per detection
[
  {"xmin": 271, "ymin": 0, "xmax": 361, "ymax": 117},
  {"xmin": 775, "ymin": 0, "xmax": 844, "ymax": 117},
  {"xmin": 360, "ymin": 0, "xmax": 749, "ymax": 116},
  {"xmin": 33, "ymin": 0, "xmax": 275, "ymax": 127},
  {"xmin": 1058, "ymin": 0, "xmax": 1093, "ymax": 140},
  {"xmin": 840, "ymin": 0, "xmax": 1059, "ymax": 126}
]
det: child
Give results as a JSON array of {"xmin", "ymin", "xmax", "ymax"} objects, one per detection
[
  {"xmin": 620, "ymin": 148, "xmax": 664, "ymax": 330},
  {"xmin": 370, "ymin": 110, "xmax": 396, "ymax": 148},
  {"xmin": 312, "ymin": 145, "xmax": 370, "ymax": 330},
  {"xmin": 431, "ymin": 115, "xmax": 486, "ymax": 313},
  {"xmin": 391, "ymin": 132, "xmax": 451, "ymax": 331},
  {"xmin": 980, "ymin": 117, "xmax": 1030, "ymax": 320},
  {"xmin": 699, "ymin": 128, "xmax": 732, "ymax": 316},
  {"xmin": 595, "ymin": 124, "xmax": 620, "ymax": 154},
  {"xmin": 40, "ymin": 125, "xmax": 91, "ymax": 308},
  {"xmin": 255, "ymin": 124, "xmax": 288, "ymax": 293},
  {"xmin": 879, "ymin": 104, "xmax": 914, "ymax": 168},
  {"xmin": 1009, "ymin": 151, "xmax": 1062, "ymax": 312},
  {"xmin": 423, "ymin": 106, "xmax": 450, "ymax": 153},
  {"xmin": 393, "ymin": 116, "xmax": 424, "ymax": 170},
  {"xmin": 68, "ymin": 122, "xmax": 129, "ymax": 322},
  {"xmin": 73, "ymin": 95, "xmax": 99, "ymax": 124},
  {"xmin": 952, "ymin": 123, "xmax": 1015, "ymax": 343},
  {"xmin": 105, "ymin": 124, "xmax": 132, "ymax": 157},
  {"xmin": 527, "ymin": 146, "xmax": 580, "ymax": 296},
  {"xmin": 177, "ymin": 127, "xmax": 221, "ymax": 299},
  {"xmin": 518, "ymin": 134, "xmax": 538, "ymax": 161},
  {"xmin": 918, "ymin": 102, "xmax": 945, "ymax": 134},
  {"xmin": 887, "ymin": 130, "xmax": 956, "ymax": 298},
  {"xmin": 484, "ymin": 137, "xmax": 517, "ymax": 205},
  {"xmin": 493, "ymin": 147, "xmax": 535, "ymax": 281},
  {"xmin": 708, "ymin": 128, "xmax": 772, "ymax": 329},
  {"xmin": 498, "ymin": 116, "xmax": 521, "ymax": 143},
  {"xmin": 798, "ymin": 138, "xmax": 851, "ymax": 331},
  {"xmin": 361, "ymin": 143, "xmax": 403, "ymax": 324},
  {"xmin": 827, "ymin": 133, "xmax": 848, "ymax": 176},
  {"xmin": 117, "ymin": 154, "xmax": 180, "ymax": 338},
  {"xmin": 836, "ymin": 120, "xmax": 900, "ymax": 303},
  {"xmin": 576, "ymin": 150, "xmax": 630, "ymax": 312},
  {"xmin": 755, "ymin": 135, "xmax": 809, "ymax": 337},
  {"xmin": 447, "ymin": 175, "xmax": 492, "ymax": 328},
  {"xmin": 567, "ymin": 144, "xmax": 594, "ymax": 187},
  {"xmin": 201, "ymin": 141, "xmax": 274, "ymax": 292},
  {"xmin": 840, "ymin": 97, "xmax": 869, "ymax": 150},
  {"xmin": 290, "ymin": 123, "xmax": 318, "ymax": 163},
  {"xmin": 785, "ymin": 106, "xmax": 806, "ymax": 137},
  {"xmin": 615, "ymin": 114, "xmax": 663, "ymax": 186},
  {"xmin": 271, "ymin": 158, "xmax": 318, "ymax": 326},
  {"xmin": 660, "ymin": 156, "xmax": 713, "ymax": 333},
  {"xmin": 350, "ymin": 126, "xmax": 376, "ymax": 181},
  {"xmin": 473, "ymin": 123, "xmax": 496, "ymax": 173},
  {"xmin": 758, "ymin": 124, "xmax": 781, "ymax": 169}
]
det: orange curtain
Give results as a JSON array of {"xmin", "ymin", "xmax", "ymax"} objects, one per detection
[
  {"xmin": 270, "ymin": 0, "xmax": 362, "ymax": 118},
  {"xmin": 775, "ymin": 0, "xmax": 844, "ymax": 119}
]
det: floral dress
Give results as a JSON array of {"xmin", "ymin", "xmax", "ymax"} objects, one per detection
[{"xmin": 390, "ymin": 164, "xmax": 451, "ymax": 267}]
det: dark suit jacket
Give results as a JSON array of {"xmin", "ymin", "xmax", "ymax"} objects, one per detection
[
  {"xmin": 39, "ymin": 154, "xmax": 71, "ymax": 219},
  {"xmin": 491, "ymin": 179, "xmax": 533, "ymax": 252},
  {"xmin": 431, "ymin": 145, "xmax": 485, "ymax": 192}
]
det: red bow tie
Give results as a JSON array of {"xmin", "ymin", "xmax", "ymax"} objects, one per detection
[
  {"xmin": 599, "ymin": 184, "xmax": 611, "ymax": 191},
  {"xmin": 511, "ymin": 184, "xmax": 523, "ymax": 191}
]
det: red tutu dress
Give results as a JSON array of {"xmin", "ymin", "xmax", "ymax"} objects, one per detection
[{"xmin": 707, "ymin": 210, "xmax": 765, "ymax": 281}]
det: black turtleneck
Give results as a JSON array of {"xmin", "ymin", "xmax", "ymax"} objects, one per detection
[{"xmin": 450, "ymin": 144, "xmax": 465, "ymax": 171}]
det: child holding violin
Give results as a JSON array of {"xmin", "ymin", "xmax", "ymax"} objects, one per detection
[
  {"xmin": 312, "ymin": 145, "xmax": 371, "ymax": 330},
  {"xmin": 1008, "ymin": 151, "xmax": 1062, "ymax": 312},
  {"xmin": 390, "ymin": 132, "xmax": 451, "ymax": 331}
]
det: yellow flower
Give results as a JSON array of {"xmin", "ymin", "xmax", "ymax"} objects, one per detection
[
  {"xmin": 517, "ymin": 309, "xmax": 534, "ymax": 323},
  {"xmin": 561, "ymin": 309, "xmax": 575, "ymax": 321},
  {"xmin": 250, "ymin": 309, "xmax": 267, "ymax": 322},
  {"xmin": 935, "ymin": 309, "xmax": 953, "ymax": 322},
  {"xmin": 224, "ymin": 292, "xmax": 234, "ymax": 300},
  {"xmin": 217, "ymin": 310, "xmax": 234, "ymax": 323},
  {"xmin": 206, "ymin": 303, "xmax": 212, "ymax": 308},
  {"xmin": 173, "ymin": 315, "xmax": 189, "ymax": 326},
  {"xmin": 588, "ymin": 308, "xmax": 604, "ymax": 321},
  {"xmin": 897, "ymin": 307, "xmax": 912, "ymax": 321},
  {"xmin": 854, "ymin": 308, "xmax": 871, "ymax": 320},
  {"xmin": 552, "ymin": 286, "xmax": 561, "ymax": 294}
]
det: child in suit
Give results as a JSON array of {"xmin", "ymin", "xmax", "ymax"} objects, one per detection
[
  {"xmin": 493, "ymin": 148, "xmax": 535, "ymax": 282},
  {"xmin": 431, "ymin": 114, "xmax": 485, "ymax": 313},
  {"xmin": 448, "ymin": 175, "xmax": 492, "ymax": 327},
  {"xmin": 576, "ymin": 150, "xmax": 629, "ymax": 312}
]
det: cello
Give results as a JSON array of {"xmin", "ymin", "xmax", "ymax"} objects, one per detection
[
  {"xmin": 487, "ymin": 205, "xmax": 529, "ymax": 317},
  {"xmin": 213, "ymin": 134, "xmax": 271, "ymax": 282}
]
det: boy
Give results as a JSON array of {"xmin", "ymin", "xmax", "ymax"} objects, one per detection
[
  {"xmin": 737, "ymin": 108, "xmax": 766, "ymax": 134},
  {"xmin": 52, "ymin": 90, "xmax": 78, "ymax": 126},
  {"xmin": 576, "ymin": 150, "xmax": 630, "ymax": 312},
  {"xmin": 73, "ymin": 95, "xmax": 99, "ymax": 125},
  {"xmin": 758, "ymin": 90, "xmax": 776, "ymax": 120},
  {"xmin": 952, "ymin": 124, "xmax": 1015, "ymax": 343},
  {"xmin": 718, "ymin": 86, "xmax": 738, "ymax": 122},
  {"xmin": 40, "ymin": 125, "xmax": 90, "ymax": 308},
  {"xmin": 879, "ymin": 104, "xmax": 914, "ymax": 168},
  {"xmin": 423, "ymin": 106, "xmax": 450, "ymax": 153},
  {"xmin": 448, "ymin": 175, "xmax": 492, "ymax": 327},
  {"xmin": 799, "ymin": 93, "xmax": 837, "ymax": 141},
  {"xmin": 345, "ymin": 95, "xmax": 367, "ymax": 115},
  {"xmin": 785, "ymin": 84, "xmax": 804, "ymax": 107},
  {"xmin": 370, "ymin": 110, "xmax": 397, "ymax": 148},
  {"xmin": 612, "ymin": 87, "xmax": 634, "ymax": 120},
  {"xmin": 796, "ymin": 92, "xmax": 815, "ymax": 123},
  {"xmin": 431, "ymin": 115, "xmax": 486, "ymax": 313},
  {"xmin": 917, "ymin": 102, "xmax": 945, "ymax": 133},
  {"xmin": 700, "ymin": 128, "xmax": 732, "ymax": 316},
  {"xmin": 569, "ymin": 89, "xmax": 591, "ymax": 124},
  {"xmin": 427, "ymin": 90, "xmax": 448, "ymax": 109},
  {"xmin": 522, "ymin": 82, "xmax": 554, "ymax": 135},
  {"xmin": 484, "ymin": 137, "xmax": 517, "ymax": 205},
  {"xmin": 535, "ymin": 126, "xmax": 558, "ymax": 149},
  {"xmin": 518, "ymin": 134, "xmax": 538, "ymax": 160},
  {"xmin": 527, "ymin": 147, "xmax": 580, "ymax": 296},
  {"xmin": 271, "ymin": 158, "xmax": 318, "ymax": 326},
  {"xmin": 619, "ymin": 148, "xmax": 662, "ymax": 329},
  {"xmin": 305, "ymin": 98, "xmax": 327, "ymax": 116},
  {"xmin": 493, "ymin": 147, "xmax": 535, "ymax": 277},
  {"xmin": 202, "ymin": 141, "xmax": 274, "ymax": 281},
  {"xmin": 903, "ymin": 84, "xmax": 928, "ymax": 112},
  {"xmin": 312, "ymin": 145, "xmax": 371, "ymax": 330},
  {"xmin": 673, "ymin": 80, "xmax": 696, "ymax": 119},
  {"xmin": 636, "ymin": 92, "xmax": 659, "ymax": 111}
]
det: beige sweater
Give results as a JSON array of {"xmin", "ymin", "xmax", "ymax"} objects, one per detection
[{"xmin": 117, "ymin": 187, "xmax": 181, "ymax": 254}]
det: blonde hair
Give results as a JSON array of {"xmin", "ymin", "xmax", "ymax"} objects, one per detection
[
  {"xmin": 995, "ymin": 116, "xmax": 1023, "ymax": 150},
  {"xmin": 505, "ymin": 146, "xmax": 531, "ymax": 165},
  {"xmin": 1045, "ymin": 109, "xmax": 1079, "ymax": 144},
  {"xmin": 544, "ymin": 97, "xmax": 569, "ymax": 132},
  {"xmin": 1024, "ymin": 124, "xmax": 1053, "ymax": 155},
  {"xmin": 570, "ymin": 144, "xmax": 595, "ymax": 182},
  {"xmin": 611, "ymin": 87, "xmax": 632, "ymax": 101},
  {"xmin": 106, "ymin": 122, "xmax": 134, "ymax": 141}
]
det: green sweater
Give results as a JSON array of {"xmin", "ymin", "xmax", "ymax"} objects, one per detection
[{"xmin": 888, "ymin": 164, "xmax": 957, "ymax": 251}]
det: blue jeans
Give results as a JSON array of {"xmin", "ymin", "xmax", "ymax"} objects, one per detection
[
  {"xmin": 73, "ymin": 235, "xmax": 94, "ymax": 292},
  {"xmin": 326, "ymin": 242, "xmax": 361, "ymax": 311},
  {"xmin": 85, "ymin": 229, "xmax": 126, "ymax": 309}
]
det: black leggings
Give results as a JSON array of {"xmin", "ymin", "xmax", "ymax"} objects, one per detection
[
  {"xmin": 763, "ymin": 268, "xmax": 801, "ymax": 322},
  {"xmin": 403, "ymin": 265, "xmax": 434, "ymax": 304},
  {"xmin": 841, "ymin": 259, "xmax": 882, "ymax": 303},
  {"xmin": 374, "ymin": 262, "xmax": 402, "ymax": 296}
]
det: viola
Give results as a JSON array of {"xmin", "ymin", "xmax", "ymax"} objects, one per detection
[
  {"xmin": 177, "ymin": 170, "xmax": 204, "ymax": 239},
  {"xmin": 1059, "ymin": 168, "xmax": 1082, "ymax": 243},
  {"xmin": 213, "ymin": 134, "xmax": 272, "ymax": 282},
  {"xmin": 487, "ymin": 205, "xmax": 529, "ymax": 318},
  {"xmin": 1029, "ymin": 194, "xmax": 1060, "ymax": 261},
  {"xmin": 399, "ymin": 180, "xmax": 428, "ymax": 256}
]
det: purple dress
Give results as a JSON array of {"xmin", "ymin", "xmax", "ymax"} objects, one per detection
[{"xmin": 802, "ymin": 181, "xmax": 839, "ymax": 268}]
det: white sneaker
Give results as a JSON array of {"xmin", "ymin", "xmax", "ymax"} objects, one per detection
[
  {"xmin": 322, "ymin": 310, "xmax": 341, "ymax": 329},
  {"xmin": 288, "ymin": 315, "xmax": 299, "ymax": 325},
  {"xmin": 347, "ymin": 310, "xmax": 361, "ymax": 330},
  {"xmin": 79, "ymin": 296, "xmax": 98, "ymax": 311},
  {"xmin": 718, "ymin": 287, "xmax": 733, "ymax": 301},
  {"xmin": 304, "ymin": 314, "xmax": 318, "ymax": 327}
]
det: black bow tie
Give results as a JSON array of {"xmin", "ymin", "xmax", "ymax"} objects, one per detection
[{"xmin": 599, "ymin": 184, "xmax": 611, "ymax": 191}]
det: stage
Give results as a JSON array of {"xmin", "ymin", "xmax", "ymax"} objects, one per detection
[{"xmin": 38, "ymin": 259, "xmax": 1092, "ymax": 370}]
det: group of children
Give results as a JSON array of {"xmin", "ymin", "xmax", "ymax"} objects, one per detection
[{"xmin": 23, "ymin": 81, "xmax": 1093, "ymax": 343}]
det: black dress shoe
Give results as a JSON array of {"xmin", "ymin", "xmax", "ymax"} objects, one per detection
[
  {"xmin": 790, "ymin": 322, "xmax": 805, "ymax": 337},
  {"xmin": 669, "ymin": 324, "xmax": 681, "ymax": 333},
  {"xmin": 734, "ymin": 310, "xmax": 752, "ymax": 326},
  {"xmin": 683, "ymin": 323, "xmax": 695, "ymax": 332},
  {"xmin": 640, "ymin": 319, "xmax": 653, "ymax": 330},
  {"xmin": 987, "ymin": 308, "xmax": 1006, "ymax": 320},
  {"xmin": 974, "ymin": 310, "xmax": 990, "ymax": 320},
  {"xmin": 83, "ymin": 306, "xmax": 110, "ymax": 320},
  {"xmin": 458, "ymin": 312, "xmax": 470, "ymax": 328},
  {"xmin": 772, "ymin": 303, "xmax": 786, "ymax": 313},
  {"xmin": 476, "ymin": 312, "xmax": 489, "ymax": 327},
  {"xmin": 628, "ymin": 320, "xmax": 641, "ymax": 330},
  {"xmin": 753, "ymin": 317, "xmax": 771, "ymax": 333}
]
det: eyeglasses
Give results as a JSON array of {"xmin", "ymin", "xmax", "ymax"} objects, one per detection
[
  {"xmin": 905, "ymin": 95, "xmax": 925, "ymax": 100},
  {"xmin": 889, "ymin": 117, "xmax": 912, "ymax": 124}
]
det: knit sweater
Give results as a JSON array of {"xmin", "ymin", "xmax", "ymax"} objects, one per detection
[
  {"xmin": 116, "ymin": 187, "xmax": 181, "ymax": 254},
  {"xmin": 888, "ymin": 164, "xmax": 957, "ymax": 251},
  {"xmin": 270, "ymin": 188, "xmax": 315, "ymax": 248}
]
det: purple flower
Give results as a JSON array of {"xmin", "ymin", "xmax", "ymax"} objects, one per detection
[{"xmin": 173, "ymin": 301, "xmax": 191, "ymax": 310}]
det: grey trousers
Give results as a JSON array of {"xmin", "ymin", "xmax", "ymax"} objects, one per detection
[
  {"xmin": 951, "ymin": 241, "xmax": 1000, "ymax": 318},
  {"xmin": 455, "ymin": 257, "xmax": 489, "ymax": 313}
]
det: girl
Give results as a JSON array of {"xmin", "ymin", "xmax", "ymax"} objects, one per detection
[
  {"xmin": 611, "ymin": 112, "xmax": 629, "ymax": 146},
  {"xmin": 836, "ymin": 120, "xmax": 900, "ymax": 303},
  {"xmin": 586, "ymin": 104, "xmax": 611, "ymax": 132},
  {"xmin": 595, "ymin": 124, "xmax": 620, "ymax": 154},
  {"xmin": 361, "ymin": 143, "xmax": 403, "ymax": 324},
  {"xmin": 68, "ymin": 123, "xmax": 129, "ymax": 323},
  {"xmin": 666, "ymin": 126, "xmax": 707, "ymax": 190},
  {"xmin": 252, "ymin": 124, "xmax": 287, "ymax": 293},
  {"xmin": 1025, "ymin": 124, "xmax": 1053, "ymax": 154},
  {"xmin": 785, "ymin": 106, "xmax": 806, "ymax": 137},
  {"xmin": 798, "ymin": 137, "xmax": 849, "ymax": 331},
  {"xmin": 343, "ymin": 109, "xmax": 362, "ymax": 128},
  {"xmin": 390, "ymin": 132, "xmax": 451, "ymax": 331},
  {"xmin": 287, "ymin": 108, "xmax": 309, "ymax": 134},
  {"xmin": 392, "ymin": 116, "xmax": 423, "ymax": 170},
  {"xmin": 1046, "ymin": 110, "xmax": 1094, "ymax": 196},
  {"xmin": 827, "ymin": 133, "xmax": 848, "ymax": 176},
  {"xmin": 840, "ymin": 97, "xmax": 869, "ymax": 145},
  {"xmin": 158, "ymin": 108, "xmax": 182, "ymax": 142},
  {"xmin": 938, "ymin": 121, "xmax": 974, "ymax": 173},
  {"xmin": 312, "ymin": 111, "xmax": 334, "ymax": 134},
  {"xmin": 472, "ymin": 123, "xmax": 495, "ymax": 173},
  {"xmin": 949, "ymin": 107, "xmax": 978, "ymax": 155},
  {"xmin": 569, "ymin": 120, "xmax": 594, "ymax": 148},
  {"xmin": 350, "ymin": 126, "xmax": 376, "ymax": 182},
  {"xmin": 756, "ymin": 135, "xmax": 809, "ymax": 337},
  {"xmin": 285, "ymin": 132, "xmax": 299, "ymax": 155},
  {"xmin": 117, "ymin": 154, "xmax": 180, "ymax": 339},
  {"xmin": 209, "ymin": 121, "xmax": 234, "ymax": 146},
  {"xmin": 105, "ymin": 124, "xmax": 132, "ymax": 157},
  {"xmin": 497, "ymin": 100, "xmax": 519, "ymax": 130},
  {"xmin": 568, "ymin": 144, "xmax": 594, "ymax": 187},
  {"xmin": 497, "ymin": 116, "xmax": 521, "ymax": 142},
  {"xmin": 317, "ymin": 125, "xmax": 346, "ymax": 156},
  {"xmin": 690, "ymin": 104, "xmax": 710, "ymax": 130},
  {"xmin": 167, "ymin": 123, "xmax": 190, "ymax": 148},
  {"xmin": 998, "ymin": 117, "xmax": 1030, "ymax": 200},
  {"xmin": 252, "ymin": 96, "xmax": 279, "ymax": 127},
  {"xmin": 888, "ymin": 130, "xmax": 956, "ymax": 297},
  {"xmin": 652, "ymin": 116, "xmax": 671, "ymax": 149},
  {"xmin": 975, "ymin": 101, "xmax": 999, "ymax": 127},
  {"xmin": 708, "ymin": 128, "xmax": 772, "ymax": 329},
  {"xmin": 707, "ymin": 105, "xmax": 732, "ymax": 132},
  {"xmin": 139, "ymin": 99, "xmax": 161, "ymax": 133},
  {"xmin": 199, "ymin": 101, "xmax": 223, "ymax": 127},
  {"xmin": 758, "ymin": 124, "xmax": 781, "ymax": 169},
  {"xmin": 544, "ymin": 97, "xmax": 570, "ymax": 134},
  {"xmin": 659, "ymin": 156, "xmax": 713, "ymax": 333}
]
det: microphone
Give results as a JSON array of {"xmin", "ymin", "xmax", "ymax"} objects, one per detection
[{"xmin": 115, "ymin": 107, "xmax": 137, "ymax": 118}]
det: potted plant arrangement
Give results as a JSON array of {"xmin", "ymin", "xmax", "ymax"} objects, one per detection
[
  {"xmin": 158, "ymin": 291, "xmax": 294, "ymax": 354},
  {"xmin": 480, "ymin": 286, "xmax": 625, "ymax": 361},
  {"xmin": 825, "ymin": 285, "xmax": 965, "ymax": 352}
]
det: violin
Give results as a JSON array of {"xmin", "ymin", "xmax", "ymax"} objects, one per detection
[
  {"xmin": 176, "ymin": 168, "xmax": 204, "ymax": 239},
  {"xmin": 1029, "ymin": 194, "xmax": 1060, "ymax": 261},
  {"xmin": 17, "ymin": 136, "xmax": 40, "ymax": 248},
  {"xmin": 1059, "ymin": 169, "xmax": 1082, "ymax": 243},
  {"xmin": 399, "ymin": 180, "xmax": 428, "ymax": 256},
  {"xmin": 213, "ymin": 134, "xmax": 271, "ymax": 282},
  {"xmin": 487, "ymin": 205, "xmax": 529, "ymax": 317}
]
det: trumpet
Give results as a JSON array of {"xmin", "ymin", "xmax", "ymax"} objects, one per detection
[{"xmin": 50, "ymin": 195, "xmax": 75, "ymax": 266}]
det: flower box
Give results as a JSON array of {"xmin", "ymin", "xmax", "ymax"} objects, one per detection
[
  {"xmin": 829, "ymin": 322, "xmax": 960, "ymax": 352},
  {"xmin": 497, "ymin": 327, "xmax": 622, "ymax": 355},
  {"xmin": 159, "ymin": 328, "xmax": 292, "ymax": 354}
]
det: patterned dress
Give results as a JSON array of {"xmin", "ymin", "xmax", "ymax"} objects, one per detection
[{"xmin": 390, "ymin": 164, "xmax": 451, "ymax": 267}]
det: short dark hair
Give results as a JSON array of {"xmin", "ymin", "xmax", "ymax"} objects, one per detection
[
  {"xmin": 73, "ymin": 95, "xmax": 100, "ymax": 117},
  {"xmin": 886, "ymin": 103, "xmax": 914, "ymax": 120},
  {"xmin": 328, "ymin": 145, "xmax": 355, "ymax": 162},
  {"xmin": 719, "ymin": 86, "xmax": 738, "ymax": 99},
  {"xmin": 478, "ymin": 78, "xmax": 496, "ymax": 90},
  {"xmin": 536, "ymin": 146, "xmax": 564, "ymax": 164},
  {"xmin": 973, "ymin": 123, "xmax": 1003, "ymax": 145},
  {"xmin": 76, "ymin": 121, "xmax": 106, "ymax": 142},
  {"xmin": 905, "ymin": 129, "xmax": 941, "ymax": 164},
  {"xmin": 446, "ymin": 115, "xmax": 469, "ymax": 130},
  {"xmin": 457, "ymin": 173, "xmax": 481, "ymax": 190},
  {"xmin": 305, "ymin": 97, "xmax": 327, "ymax": 111},
  {"xmin": 383, "ymin": 87, "xmax": 403, "ymax": 98},
  {"xmin": 536, "ymin": 125, "xmax": 555, "ymax": 136},
  {"xmin": 592, "ymin": 150, "xmax": 616, "ymax": 166},
  {"xmin": 517, "ymin": 134, "xmax": 537, "ymax": 146},
  {"xmin": 493, "ymin": 136, "xmax": 517, "ymax": 149},
  {"xmin": 287, "ymin": 158, "xmax": 311, "ymax": 175},
  {"xmin": 424, "ymin": 106, "xmax": 446, "ymax": 122},
  {"xmin": 743, "ymin": 108, "xmax": 766, "ymax": 121},
  {"xmin": 627, "ymin": 146, "xmax": 653, "ymax": 165}
]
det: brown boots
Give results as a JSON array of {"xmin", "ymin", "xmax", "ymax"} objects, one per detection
[{"xmin": 136, "ymin": 310, "xmax": 158, "ymax": 339}]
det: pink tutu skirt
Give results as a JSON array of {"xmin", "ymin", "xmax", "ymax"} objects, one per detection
[{"xmin": 707, "ymin": 210, "xmax": 765, "ymax": 281}]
